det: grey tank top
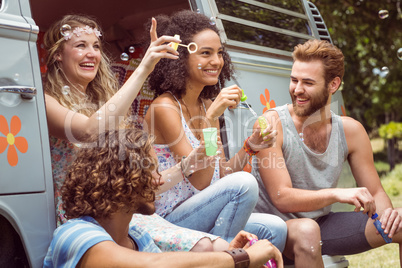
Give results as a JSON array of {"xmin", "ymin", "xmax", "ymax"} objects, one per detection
[{"xmin": 253, "ymin": 104, "xmax": 348, "ymax": 220}]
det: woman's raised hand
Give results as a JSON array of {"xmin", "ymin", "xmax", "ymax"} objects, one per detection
[{"xmin": 139, "ymin": 18, "xmax": 181, "ymax": 73}]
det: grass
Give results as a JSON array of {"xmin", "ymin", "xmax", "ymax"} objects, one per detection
[{"xmin": 344, "ymin": 138, "xmax": 401, "ymax": 267}]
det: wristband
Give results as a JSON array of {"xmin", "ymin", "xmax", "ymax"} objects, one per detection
[
  {"xmin": 243, "ymin": 137, "xmax": 259, "ymax": 156},
  {"xmin": 224, "ymin": 248, "xmax": 250, "ymax": 268},
  {"xmin": 180, "ymin": 156, "xmax": 193, "ymax": 179}
]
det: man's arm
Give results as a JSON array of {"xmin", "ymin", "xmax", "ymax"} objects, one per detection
[
  {"xmin": 77, "ymin": 239, "xmax": 281, "ymax": 268},
  {"xmin": 343, "ymin": 117, "xmax": 401, "ymax": 237},
  {"xmin": 256, "ymin": 111, "xmax": 372, "ymax": 213}
]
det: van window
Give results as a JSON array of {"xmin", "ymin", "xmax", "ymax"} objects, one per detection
[{"xmin": 210, "ymin": 0, "xmax": 313, "ymax": 56}]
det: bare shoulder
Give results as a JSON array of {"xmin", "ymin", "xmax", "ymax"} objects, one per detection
[
  {"xmin": 144, "ymin": 92, "xmax": 182, "ymax": 139},
  {"xmin": 150, "ymin": 92, "xmax": 177, "ymax": 106},
  {"xmin": 264, "ymin": 109, "xmax": 280, "ymax": 122},
  {"xmin": 341, "ymin": 116, "xmax": 371, "ymax": 154},
  {"xmin": 43, "ymin": 93, "xmax": 67, "ymax": 113},
  {"xmin": 256, "ymin": 110, "xmax": 281, "ymax": 130},
  {"xmin": 145, "ymin": 93, "xmax": 180, "ymax": 120},
  {"xmin": 341, "ymin": 116, "xmax": 366, "ymax": 136},
  {"xmin": 44, "ymin": 93, "xmax": 58, "ymax": 104}
]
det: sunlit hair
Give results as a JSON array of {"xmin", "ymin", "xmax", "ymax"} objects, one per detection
[
  {"xmin": 292, "ymin": 39, "xmax": 344, "ymax": 88},
  {"xmin": 43, "ymin": 14, "xmax": 118, "ymax": 116},
  {"xmin": 62, "ymin": 128, "xmax": 158, "ymax": 219},
  {"xmin": 147, "ymin": 10, "xmax": 235, "ymax": 99}
]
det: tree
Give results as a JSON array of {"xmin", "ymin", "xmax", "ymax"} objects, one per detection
[{"xmin": 311, "ymin": 0, "xmax": 402, "ymax": 133}]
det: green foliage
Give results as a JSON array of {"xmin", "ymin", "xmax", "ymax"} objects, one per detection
[
  {"xmin": 347, "ymin": 163, "xmax": 402, "ymax": 266},
  {"xmin": 374, "ymin": 160, "xmax": 390, "ymax": 174},
  {"xmin": 379, "ymin": 121, "xmax": 402, "ymax": 139},
  {"xmin": 381, "ymin": 164, "xmax": 402, "ymax": 196},
  {"xmin": 311, "ymin": 0, "xmax": 402, "ymax": 132}
]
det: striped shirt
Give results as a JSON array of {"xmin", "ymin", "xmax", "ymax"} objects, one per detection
[{"xmin": 43, "ymin": 216, "xmax": 161, "ymax": 268}]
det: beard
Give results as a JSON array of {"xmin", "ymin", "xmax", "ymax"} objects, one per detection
[{"xmin": 292, "ymin": 85, "xmax": 329, "ymax": 117}]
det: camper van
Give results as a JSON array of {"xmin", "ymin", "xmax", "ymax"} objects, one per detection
[{"xmin": 0, "ymin": 0, "xmax": 349, "ymax": 267}]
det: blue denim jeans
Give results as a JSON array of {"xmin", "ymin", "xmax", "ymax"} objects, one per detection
[
  {"xmin": 244, "ymin": 213, "xmax": 287, "ymax": 252},
  {"xmin": 164, "ymin": 171, "xmax": 287, "ymax": 251}
]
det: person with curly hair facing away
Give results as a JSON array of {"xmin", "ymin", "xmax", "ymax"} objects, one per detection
[
  {"xmin": 144, "ymin": 10, "xmax": 287, "ymax": 251},
  {"xmin": 43, "ymin": 128, "xmax": 284, "ymax": 268}
]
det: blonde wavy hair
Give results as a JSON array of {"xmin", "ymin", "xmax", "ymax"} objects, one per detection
[
  {"xmin": 62, "ymin": 128, "xmax": 159, "ymax": 219},
  {"xmin": 43, "ymin": 14, "xmax": 118, "ymax": 116}
]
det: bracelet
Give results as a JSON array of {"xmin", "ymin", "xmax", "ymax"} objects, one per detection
[
  {"xmin": 224, "ymin": 248, "xmax": 250, "ymax": 268},
  {"xmin": 243, "ymin": 137, "xmax": 259, "ymax": 156},
  {"xmin": 180, "ymin": 156, "xmax": 192, "ymax": 179}
]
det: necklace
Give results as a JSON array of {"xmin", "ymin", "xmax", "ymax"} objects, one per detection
[
  {"xmin": 299, "ymin": 132, "xmax": 304, "ymax": 142},
  {"xmin": 181, "ymin": 98, "xmax": 203, "ymax": 140}
]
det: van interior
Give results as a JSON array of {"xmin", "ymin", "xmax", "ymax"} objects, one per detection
[{"xmin": 30, "ymin": 0, "xmax": 192, "ymax": 60}]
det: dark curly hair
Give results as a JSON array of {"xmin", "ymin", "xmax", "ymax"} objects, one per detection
[
  {"xmin": 147, "ymin": 10, "xmax": 235, "ymax": 99},
  {"xmin": 62, "ymin": 128, "xmax": 158, "ymax": 219}
]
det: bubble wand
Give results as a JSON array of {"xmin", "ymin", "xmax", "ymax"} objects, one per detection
[
  {"xmin": 249, "ymin": 239, "xmax": 277, "ymax": 268},
  {"xmin": 169, "ymin": 34, "xmax": 198, "ymax": 54},
  {"xmin": 232, "ymin": 78, "xmax": 269, "ymax": 137}
]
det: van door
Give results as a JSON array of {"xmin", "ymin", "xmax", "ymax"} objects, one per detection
[
  {"xmin": 0, "ymin": 1, "xmax": 55, "ymax": 267},
  {"xmin": 0, "ymin": 0, "xmax": 49, "ymax": 193}
]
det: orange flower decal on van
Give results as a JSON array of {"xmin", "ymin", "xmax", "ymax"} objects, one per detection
[
  {"xmin": 260, "ymin": 88, "xmax": 276, "ymax": 114},
  {"xmin": 0, "ymin": 115, "xmax": 28, "ymax": 167}
]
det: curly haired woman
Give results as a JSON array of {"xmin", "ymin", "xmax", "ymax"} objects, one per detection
[{"xmin": 144, "ymin": 10, "xmax": 287, "ymax": 250}]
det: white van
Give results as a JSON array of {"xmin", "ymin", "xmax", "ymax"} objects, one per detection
[{"xmin": 0, "ymin": 0, "xmax": 348, "ymax": 267}]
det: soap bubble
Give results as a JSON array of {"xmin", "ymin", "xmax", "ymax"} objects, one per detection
[
  {"xmin": 397, "ymin": 48, "xmax": 402, "ymax": 60},
  {"xmin": 96, "ymin": 110, "xmax": 102, "ymax": 120},
  {"xmin": 60, "ymin": 24, "xmax": 72, "ymax": 37},
  {"xmin": 108, "ymin": 103, "xmax": 116, "ymax": 112},
  {"xmin": 209, "ymin": 17, "xmax": 216, "ymax": 25},
  {"xmin": 196, "ymin": 9, "xmax": 200, "ymax": 14},
  {"xmin": 215, "ymin": 217, "xmax": 224, "ymax": 226},
  {"xmin": 13, "ymin": 73, "xmax": 20, "ymax": 82},
  {"xmin": 378, "ymin": 10, "xmax": 389, "ymax": 19},
  {"xmin": 372, "ymin": 67, "xmax": 381, "ymax": 75},
  {"xmin": 120, "ymin": 52, "xmax": 129, "ymax": 61},
  {"xmin": 62, "ymin": 85, "xmax": 70, "ymax": 95},
  {"xmin": 277, "ymin": 190, "xmax": 280, "ymax": 196},
  {"xmin": 380, "ymin": 66, "xmax": 389, "ymax": 77},
  {"xmin": 129, "ymin": 46, "xmax": 135, "ymax": 53},
  {"xmin": 319, "ymin": 241, "xmax": 323, "ymax": 246},
  {"xmin": 166, "ymin": 173, "xmax": 172, "ymax": 183},
  {"xmin": 311, "ymin": 246, "xmax": 315, "ymax": 252}
]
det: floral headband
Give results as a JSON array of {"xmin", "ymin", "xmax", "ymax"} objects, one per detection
[{"xmin": 60, "ymin": 24, "xmax": 102, "ymax": 41}]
